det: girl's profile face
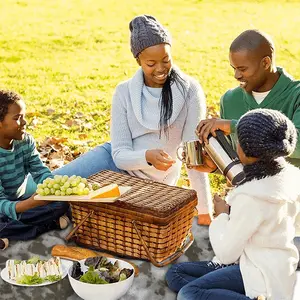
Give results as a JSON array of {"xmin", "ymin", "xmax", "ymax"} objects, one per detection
[
  {"xmin": 137, "ymin": 43, "xmax": 172, "ymax": 88},
  {"xmin": 237, "ymin": 141, "xmax": 258, "ymax": 165},
  {"xmin": 237, "ymin": 142, "xmax": 247, "ymax": 164}
]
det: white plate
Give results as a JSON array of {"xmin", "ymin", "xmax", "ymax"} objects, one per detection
[
  {"xmin": 34, "ymin": 186, "xmax": 132, "ymax": 203},
  {"xmin": 0, "ymin": 259, "xmax": 72, "ymax": 287}
]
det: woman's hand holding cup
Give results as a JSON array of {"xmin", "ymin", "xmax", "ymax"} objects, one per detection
[{"xmin": 146, "ymin": 149, "xmax": 176, "ymax": 171}]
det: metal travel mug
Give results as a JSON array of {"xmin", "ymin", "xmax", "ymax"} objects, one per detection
[{"xmin": 177, "ymin": 140, "xmax": 203, "ymax": 166}]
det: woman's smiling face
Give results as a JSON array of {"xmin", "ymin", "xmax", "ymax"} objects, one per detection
[{"xmin": 137, "ymin": 43, "xmax": 172, "ymax": 88}]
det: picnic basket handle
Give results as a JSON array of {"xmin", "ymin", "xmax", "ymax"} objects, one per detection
[
  {"xmin": 65, "ymin": 210, "xmax": 94, "ymax": 242},
  {"xmin": 132, "ymin": 220, "xmax": 194, "ymax": 267}
]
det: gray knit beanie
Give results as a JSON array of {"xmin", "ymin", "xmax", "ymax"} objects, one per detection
[
  {"xmin": 129, "ymin": 15, "xmax": 171, "ymax": 58},
  {"xmin": 237, "ymin": 109, "xmax": 297, "ymax": 159}
]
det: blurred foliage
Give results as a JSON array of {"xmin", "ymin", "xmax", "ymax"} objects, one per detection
[{"xmin": 1, "ymin": 0, "xmax": 300, "ymax": 193}]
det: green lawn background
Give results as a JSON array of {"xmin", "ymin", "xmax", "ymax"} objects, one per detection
[{"xmin": 1, "ymin": 0, "xmax": 300, "ymax": 189}]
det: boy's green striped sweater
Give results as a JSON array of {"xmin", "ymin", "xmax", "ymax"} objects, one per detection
[
  {"xmin": 0, "ymin": 133, "xmax": 52, "ymax": 220},
  {"xmin": 221, "ymin": 67, "xmax": 300, "ymax": 167}
]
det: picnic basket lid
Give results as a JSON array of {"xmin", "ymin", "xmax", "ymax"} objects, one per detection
[{"xmin": 88, "ymin": 170, "xmax": 197, "ymax": 219}]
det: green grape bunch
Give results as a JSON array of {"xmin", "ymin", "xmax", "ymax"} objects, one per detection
[{"xmin": 36, "ymin": 175, "xmax": 90, "ymax": 196}]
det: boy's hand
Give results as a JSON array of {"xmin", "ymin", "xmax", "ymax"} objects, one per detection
[
  {"xmin": 15, "ymin": 194, "xmax": 51, "ymax": 213},
  {"xmin": 146, "ymin": 149, "xmax": 176, "ymax": 171},
  {"xmin": 213, "ymin": 194, "xmax": 230, "ymax": 217}
]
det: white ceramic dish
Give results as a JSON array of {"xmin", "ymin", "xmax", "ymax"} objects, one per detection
[
  {"xmin": 68, "ymin": 258, "xmax": 134, "ymax": 300},
  {"xmin": 0, "ymin": 259, "xmax": 72, "ymax": 287}
]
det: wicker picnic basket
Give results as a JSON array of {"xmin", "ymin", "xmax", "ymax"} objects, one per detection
[{"xmin": 66, "ymin": 170, "xmax": 197, "ymax": 267}]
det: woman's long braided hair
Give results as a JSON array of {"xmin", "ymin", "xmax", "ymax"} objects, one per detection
[{"xmin": 159, "ymin": 68, "xmax": 187, "ymax": 138}]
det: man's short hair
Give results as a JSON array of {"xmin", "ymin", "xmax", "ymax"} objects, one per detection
[{"xmin": 230, "ymin": 29, "xmax": 275, "ymax": 59}]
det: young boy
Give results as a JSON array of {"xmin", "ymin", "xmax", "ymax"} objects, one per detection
[{"xmin": 0, "ymin": 90, "xmax": 69, "ymax": 249}]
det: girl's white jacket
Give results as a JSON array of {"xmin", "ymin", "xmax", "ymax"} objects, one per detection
[{"xmin": 209, "ymin": 163, "xmax": 300, "ymax": 300}]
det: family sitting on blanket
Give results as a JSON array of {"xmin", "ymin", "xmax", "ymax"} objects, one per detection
[{"xmin": 0, "ymin": 13, "xmax": 300, "ymax": 300}]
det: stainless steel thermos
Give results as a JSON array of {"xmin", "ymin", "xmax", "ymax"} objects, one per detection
[{"xmin": 204, "ymin": 130, "xmax": 245, "ymax": 185}]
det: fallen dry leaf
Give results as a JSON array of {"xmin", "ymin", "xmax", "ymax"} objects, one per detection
[
  {"xmin": 26, "ymin": 112, "xmax": 42, "ymax": 118},
  {"xmin": 28, "ymin": 116, "xmax": 39, "ymax": 129},
  {"xmin": 47, "ymin": 108, "xmax": 55, "ymax": 115},
  {"xmin": 40, "ymin": 137, "xmax": 69, "ymax": 147},
  {"xmin": 71, "ymin": 140, "xmax": 88, "ymax": 146},
  {"xmin": 61, "ymin": 125, "xmax": 70, "ymax": 130},
  {"xmin": 65, "ymin": 119, "xmax": 82, "ymax": 127},
  {"xmin": 74, "ymin": 112, "xmax": 85, "ymax": 118},
  {"xmin": 78, "ymin": 133, "xmax": 88, "ymax": 140},
  {"xmin": 82, "ymin": 122, "xmax": 93, "ymax": 130},
  {"xmin": 49, "ymin": 158, "xmax": 65, "ymax": 169},
  {"xmin": 65, "ymin": 119, "xmax": 74, "ymax": 127},
  {"xmin": 37, "ymin": 136, "xmax": 85, "ymax": 170}
]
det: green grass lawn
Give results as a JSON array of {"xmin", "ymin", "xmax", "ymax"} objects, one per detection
[{"xmin": 1, "ymin": 0, "xmax": 300, "ymax": 190}]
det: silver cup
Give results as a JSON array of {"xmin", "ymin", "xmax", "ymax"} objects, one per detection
[{"xmin": 177, "ymin": 140, "xmax": 203, "ymax": 166}]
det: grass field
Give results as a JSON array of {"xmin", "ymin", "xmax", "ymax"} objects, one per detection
[{"xmin": 1, "ymin": 0, "xmax": 300, "ymax": 189}]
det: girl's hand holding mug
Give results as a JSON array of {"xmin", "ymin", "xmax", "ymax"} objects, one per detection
[{"xmin": 146, "ymin": 149, "xmax": 176, "ymax": 171}]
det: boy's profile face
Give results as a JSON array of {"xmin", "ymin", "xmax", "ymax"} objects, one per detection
[{"xmin": 0, "ymin": 100, "xmax": 27, "ymax": 141}]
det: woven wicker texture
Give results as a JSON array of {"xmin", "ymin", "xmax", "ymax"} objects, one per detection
[
  {"xmin": 69, "ymin": 170, "xmax": 197, "ymax": 264},
  {"xmin": 88, "ymin": 170, "xmax": 197, "ymax": 219}
]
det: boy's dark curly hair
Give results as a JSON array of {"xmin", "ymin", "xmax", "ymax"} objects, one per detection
[{"xmin": 0, "ymin": 90, "xmax": 23, "ymax": 121}]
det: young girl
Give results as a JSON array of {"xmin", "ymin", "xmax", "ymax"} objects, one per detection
[
  {"xmin": 166, "ymin": 108, "xmax": 300, "ymax": 300},
  {"xmin": 50, "ymin": 15, "xmax": 212, "ymax": 225},
  {"xmin": 0, "ymin": 90, "xmax": 70, "ymax": 249}
]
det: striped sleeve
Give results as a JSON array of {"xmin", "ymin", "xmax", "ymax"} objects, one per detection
[
  {"xmin": 25, "ymin": 135, "xmax": 53, "ymax": 184},
  {"xmin": 0, "ymin": 179, "xmax": 18, "ymax": 220}
]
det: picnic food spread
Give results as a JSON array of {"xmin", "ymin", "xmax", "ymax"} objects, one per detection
[
  {"xmin": 34, "ymin": 175, "xmax": 123, "ymax": 202},
  {"xmin": 6, "ymin": 256, "xmax": 63, "ymax": 285},
  {"xmin": 51, "ymin": 244, "xmax": 139, "ymax": 276},
  {"xmin": 36, "ymin": 175, "xmax": 101, "ymax": 196},
  {"xmin": 70, "ymin": 256, "xmax": 133, "ymax": 284}
]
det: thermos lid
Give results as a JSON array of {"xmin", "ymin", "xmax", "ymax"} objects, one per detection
[{"xmin": 232, "ymin": 172, "xmax": 246, "ymax": 185}]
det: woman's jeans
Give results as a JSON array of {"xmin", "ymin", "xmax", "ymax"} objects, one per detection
[
  {"xmin": 26, "ymin": 142, "xmax": 125, "ymax": 193},
  {"xmin": 53, "ymin": 142, "xmax": 125, "ymax": 177},
  {"xmin": 166, "ymin": 261, "xmax": 253, "ymax": 300}
]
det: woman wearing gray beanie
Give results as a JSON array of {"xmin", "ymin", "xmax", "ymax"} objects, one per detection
[
  {"xmin": 50, "ymin": 15, "xmax": 212, "ymax": 225},
  {"xmin": 167, "ymin": 109, "xmax": 300, "ymax": 299}
]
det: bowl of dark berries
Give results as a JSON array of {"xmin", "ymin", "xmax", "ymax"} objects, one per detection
[{"xmin": 68, "ymin": 256, "xmax": 134, "ymax": 300}]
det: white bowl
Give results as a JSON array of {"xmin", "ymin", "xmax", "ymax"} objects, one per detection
[{"xmin": 68, "ymin": 257, "xmax": 134, "ymax": 300}]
